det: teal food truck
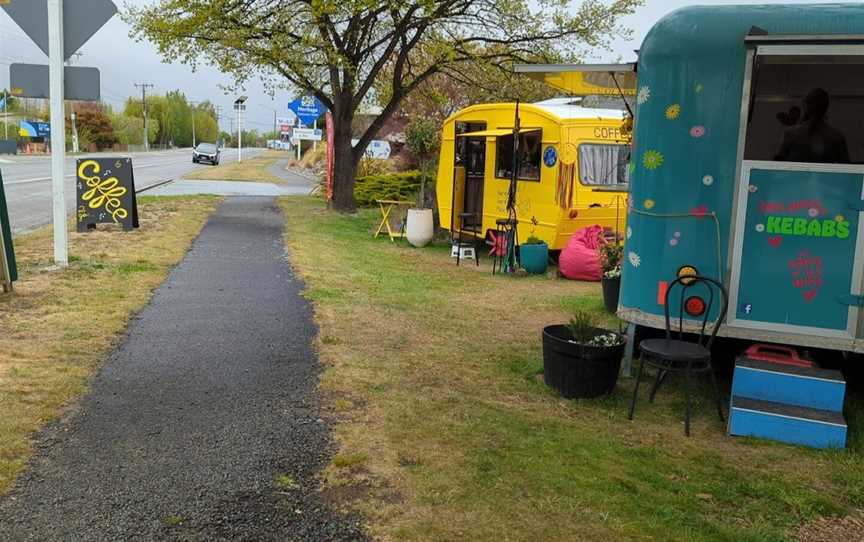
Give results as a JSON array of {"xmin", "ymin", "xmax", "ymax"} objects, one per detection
[
  {"xmin": 519, "ymin": 4, "xmax": 864, "ymax": 446},
  {"xmin": 614, "ymin": 3, "xmax": 864, "ymax": 354}
]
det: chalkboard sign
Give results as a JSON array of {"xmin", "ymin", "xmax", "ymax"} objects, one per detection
[
  {"xmin": 0, "ymin": 169, "xmax": 17, "ymax": 292},
  {"xmin": 76, "ymin": 158, "xmax": 139, "ymax": 232}
]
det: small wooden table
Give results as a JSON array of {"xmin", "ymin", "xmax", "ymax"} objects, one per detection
[{"xmin": 374, "ymin": 199, "xmax": 413, "ymax": 241}]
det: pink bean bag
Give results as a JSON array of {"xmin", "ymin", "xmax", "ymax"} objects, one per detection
[{"xmin": 559, "ymin": 225, "xmax": 603, "ymax": 281}]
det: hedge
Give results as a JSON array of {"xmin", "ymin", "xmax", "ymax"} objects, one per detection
[{"xmin": 354, "ymin": 170, "xmax": 423, "ymax": 207}]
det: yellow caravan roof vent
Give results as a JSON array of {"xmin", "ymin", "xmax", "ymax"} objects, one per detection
[{"xmin": 513, "ymin": 63, "xmax": 637, "ymax": 97}]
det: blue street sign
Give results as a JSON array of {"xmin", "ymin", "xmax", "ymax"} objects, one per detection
[{"xmin": 288, "ymin": 95, "xmax": 326, "ymax": 126}]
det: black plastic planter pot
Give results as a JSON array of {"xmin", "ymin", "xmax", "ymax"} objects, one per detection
[
  {"xmin": 542, "ymin": 325, "xmax": 625, "ymax": 399},
  {"xmin": 601, "ymin": 276, "xmax": 620, "ymax": 313}
]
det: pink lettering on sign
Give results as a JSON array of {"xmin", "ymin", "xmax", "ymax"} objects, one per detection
[{"xmin": 788, "ymin": 250, "xmax": 823, "ymax": 302}]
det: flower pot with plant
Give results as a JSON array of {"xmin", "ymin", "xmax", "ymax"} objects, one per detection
[
  {"xmin": 542, "ymin": 311, "xmax": 625, "ymax": 398},
  {"xmin": 405, "ymin": 119, "xmax": 439, "ymax": 248},
  {"xmin": 520, "ymin": 235, "xmax": 549, "ymax": 274},
  {"xmin": 599, "ymin": 241, "xmax": 623, "ymax": 313}
]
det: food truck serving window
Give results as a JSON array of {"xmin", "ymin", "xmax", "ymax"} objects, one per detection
[
  {"xmin": 496, "ymin": 131, "xmax": 542, "ymax": 181},
  {"xmin": 578, "ymin": 143, "xmax": 630, "ymax": 186},
  {"xmin": 744, "ymin": 52, "xmax": 864, "ymax": 164}
]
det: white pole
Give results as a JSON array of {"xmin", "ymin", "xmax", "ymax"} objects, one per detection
[
  {"xmin": 3, "ymin": 89, "xmax": 7, "ymax": 140},
  {"xmin": 237, "ymin": 106, "xmax": 242, "ymax": 162},
  {"xmin": 313, "ymin": 118, "xmax": 317, "ymax": 151},
  {"xmin": 48, "ymin": 0, "xmax": 68, "ymax": 266}
]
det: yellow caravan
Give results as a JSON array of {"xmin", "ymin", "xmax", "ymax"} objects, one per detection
[{"xmin": 437, "ymin": 98, "xmax": 632, "ymax": 250}]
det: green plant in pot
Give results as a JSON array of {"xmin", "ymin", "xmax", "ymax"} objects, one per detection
[
  {"xmin": 404, "ymin": 118, "xmax": 439, "ymax": 248},
  {"xmin": 599, "ymin": 241, "xmax": 623, "ymax": 313},
  {"xmin": 520, "ymin": 231, "xmax": 548, "ymax": 275},
  {"xmin": 541, "ymin": 311, "xmax": 625, "ymax": 398}
]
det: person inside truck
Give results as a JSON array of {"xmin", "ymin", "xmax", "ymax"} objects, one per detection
[{"xmin": 775, "ymin": 88, "xmax": 850, "ymax": 164}]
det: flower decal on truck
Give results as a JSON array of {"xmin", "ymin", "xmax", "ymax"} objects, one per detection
[{"xmin": 642, "ymin": 150, "xmax": 664, "ymax": 170}]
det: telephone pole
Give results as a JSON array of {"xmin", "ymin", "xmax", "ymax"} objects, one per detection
[
  {"xmin": 134, "ymin": 83, "xmax": 154, "ymax": 151},
  {"xmin": 189, "ymin": 100, "xmax": 198, "ymax": 148}
]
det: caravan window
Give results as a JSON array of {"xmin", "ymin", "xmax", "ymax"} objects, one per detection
[
  {"xmin": 455, "ymin": 122, "xmax": 486, "ymax": 166},
  {"xmin": 744, "ymin": 53, "xmax": 864, "ymax": 164},
  {"xmin": 496, "ymin": 131, "xmax": 542, "ymax": 181},
  {"xmin": 578, "ymin": 143, "xmax": 630, "ymax": 186}
]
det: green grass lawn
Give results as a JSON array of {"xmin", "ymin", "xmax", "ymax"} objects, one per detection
[{"xmin": 280, "ymin": 196, "xmax": 864, "ymax": 541}]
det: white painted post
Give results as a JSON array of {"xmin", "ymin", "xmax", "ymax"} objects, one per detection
[
  {"xmin": 313, "ymin": 118, "xmax": 317, "ymax": 151},
  {"xmin": 237, "ymin": 106, "xmax": 242, "ymax": 162},
  {"xmin": 48, "ymin": 0, "xmax": 68, "ymax": 266}
]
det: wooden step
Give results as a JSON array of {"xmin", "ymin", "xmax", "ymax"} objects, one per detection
[
  {"xmin": 732, "ymin": 358, "xmax": 845, "ymax": 412},
  {"xmin": 729, "ymin": 396, "xmax": 847, "ymax": 449}
]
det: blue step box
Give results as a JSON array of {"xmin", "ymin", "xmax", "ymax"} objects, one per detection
[{"xmin": 728, "ymin": 358, "xmax": 847, "ymax": 449}]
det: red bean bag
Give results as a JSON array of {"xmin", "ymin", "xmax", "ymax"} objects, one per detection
[{"xmin": 559, "ymin": 225, "xmax": 603, "ymax": 281}]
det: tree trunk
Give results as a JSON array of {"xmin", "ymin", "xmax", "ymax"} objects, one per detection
[{"xmin": 330, "ymin": 103, "xmax": 359, "ymax": 213}]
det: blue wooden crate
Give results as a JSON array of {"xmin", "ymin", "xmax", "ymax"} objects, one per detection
[
  {"xmin": 731, "ymin": 359, "xmax": 845, "ymax": 412},
  {"xmin": 729, "ymin": 396, "xmax": 847, "ymax": 449}
]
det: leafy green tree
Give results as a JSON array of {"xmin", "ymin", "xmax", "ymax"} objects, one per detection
[{"xmin": 127, "ymin": 0, "xmax": 639, "ymax": 212}]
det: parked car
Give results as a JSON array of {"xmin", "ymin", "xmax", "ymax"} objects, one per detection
[{"xmin": 193, "ymin": 142, "xmax": 220, "ymax": 165}]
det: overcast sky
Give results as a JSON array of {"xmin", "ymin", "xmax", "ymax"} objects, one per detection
[{"xmin": 0, "ymin": 1, "xmax": 847, "ymax": 132}]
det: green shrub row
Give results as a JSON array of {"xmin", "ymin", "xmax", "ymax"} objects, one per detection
[{"xmin": 354, "ymin": 170, "xmax": 423, "ymax": 206}]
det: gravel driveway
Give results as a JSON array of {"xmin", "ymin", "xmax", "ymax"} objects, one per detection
[{"xmin": 0, "ymin": 197, "xmax": 367, "ymax": 541}]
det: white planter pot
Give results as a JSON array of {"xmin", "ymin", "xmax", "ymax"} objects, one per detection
[{"xmin": 406, "ymin": 208, "xmax": 434, "ymax": 248}]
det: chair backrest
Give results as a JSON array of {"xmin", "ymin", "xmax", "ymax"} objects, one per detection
[{"xmin": 662, "ymin": 275, "xmax": 729, "ymax": 348}]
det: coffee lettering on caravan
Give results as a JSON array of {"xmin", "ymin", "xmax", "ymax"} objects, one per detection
[{"xmin": 593, "ymin": 126, "xmax": 622, "ymax": 140}]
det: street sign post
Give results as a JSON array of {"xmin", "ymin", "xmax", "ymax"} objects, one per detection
[
  {"xmin": 288, "ymin": 96, "xmax": 326, "ymax": 126},
  {"xmin": 11, "ymin": 63, "xmax": 100, "ymax": 101},
  {"xmin": 2, "ymin": 0, "xmax": 117, "ymax": 265},
  {"xmin": 234, "ymin": 96, "xmax": 247, "ymax": 162}
]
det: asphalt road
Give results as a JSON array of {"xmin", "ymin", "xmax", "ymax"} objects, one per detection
[
  {"xmin": 0, "ymin": 197, "xmax": 367, "ymax": 541},
  {"xmin": 0, "ymin": 147, "xmax": 262, "ymax": 234}
]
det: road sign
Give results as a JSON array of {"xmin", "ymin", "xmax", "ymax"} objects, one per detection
[
  {"xmin": 19, "ymin": 120, "xmax": 50, "ymax": 138},
  {"xmin": 11, "ymin": 63, "xmax": 100, "ymax": 101},
  {"xmin": 1, "ymin": 0, "xmax": 117, "ymax": 60},
  {"xmin": 288, "ymin": 96, "xmax": 326, "ymax": 126},
  {"xmin": 293, "ymin": 128, "xmax": 322, "ymax": 141},
  {"xmin": 276, "ymin": 116, "xmax": 293, "ymax": 135}
]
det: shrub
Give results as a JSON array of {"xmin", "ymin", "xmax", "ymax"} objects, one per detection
[{"xmin": 354, "ymin": 170, "xmax": 422, "ymax": 207}]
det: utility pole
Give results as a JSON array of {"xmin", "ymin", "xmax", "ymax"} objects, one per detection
[
  {"xmin": 215, "ymin": 105, "xmax": 223, "ymax": 145},
  {"xmin": 48, "ymin": 0, "xmax": 67, "ymax": 265},
  {"xmin": 134, "ymin": 83, "xmax": 154, "ymax": 151},
  {"xmin": 189, "ymin": 100, "xmax": 197, "ymax": 148}
]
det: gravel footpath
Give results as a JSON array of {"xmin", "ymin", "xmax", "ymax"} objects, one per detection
[{"xmin": 0, "ymin": 197, "xmax": 367, "ymax": 541}]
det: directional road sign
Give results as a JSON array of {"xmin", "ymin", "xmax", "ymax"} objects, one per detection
[
  {"xmin": 1, "ymin": 0, "xmax": 117, "ymax": 60},
  {"xmin": 288, "ymin": 96, "xmax": 326, "ymax": 126},
  {"xmin": 11, "ymin": 63, "xmax": 100, "ymax": 101}
]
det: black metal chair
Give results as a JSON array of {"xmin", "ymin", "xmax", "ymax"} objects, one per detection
[{"xmin": 627, "ymin": 275, "xmax": 728, "ymax": 436}]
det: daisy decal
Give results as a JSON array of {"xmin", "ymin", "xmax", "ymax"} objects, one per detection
[
  {"xmin": 695, "ymin": 83, "xmax": 704, "ymax": 93},
  {"xmin": 626, "ymin": 226, "xmax": 633, "ymax": 239},
  {"xmin": 690, "ymin": 125, "xmax": 706, "ymax": 138},
  {"xmin": 702, "ymin": 175, "xmax": 714, "ymax": 186},
  {"xmin": 642, "ymin": 149, "xmax": 664, "ymax": 170},
  {"xmin": 643, "ymin": 198, "xmax": 655, "ymax": 210},
  {"xmin": 755, "ymin": 223, "xmax": 765, "ymax": 232},
  {"xmin": 637, "ymin": 86, "xmax": 651, "ymax": 105},
  {"xmin": 628, "ymin": 251, "xmax": 641, "ymax": 268},
  {"xmin": 665, "ymin": 104, "xmax": 681, "ymax": 120}
]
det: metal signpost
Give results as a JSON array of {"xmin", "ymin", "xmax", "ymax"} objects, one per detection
[
  {"xmin": 234, "ymin": 96, "xmax": 247, "ymax": 162},
  {"xmin": 2, "ymin": 0, "xmax": 117, "ymax": 266}
]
